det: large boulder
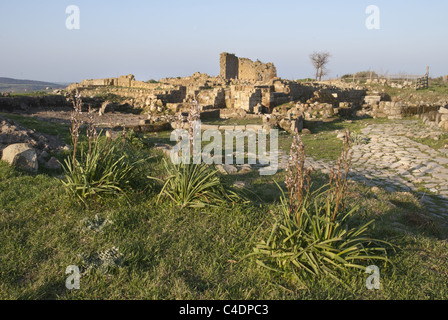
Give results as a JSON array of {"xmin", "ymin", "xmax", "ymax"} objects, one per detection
[
  {"xmin": 439, "ymin": 106, "xmax": 448, "ymax": 114},
  {"xmin": 1, "ymin": 143, "xmax": 38, "ymax": 172},
  {"xmin": 0, "ymin": 116, "xmax": 65, "ymax": 155}
]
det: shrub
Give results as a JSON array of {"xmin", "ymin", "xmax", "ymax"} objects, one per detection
[
  {"xmin": 61, "ymin": 93, "xmax": 144, "ymax": 204},
  {"xmin": 157, "ymin": 98, "xmax": 244, "ymax": 209},
  {"xmin": 62, "ymin": 137, "xmax": 143, "ymax": 203},
  {"xmin": 158, "ymin": 160, "xmax": 243, "ymax": 209},
  {"xmin": 250, "ymin": 131, "xmax": 391, "ymax": 286}
]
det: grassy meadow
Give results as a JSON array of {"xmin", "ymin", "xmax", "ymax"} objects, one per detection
[{"xmin": 0, "ymin": 114, "xmax": 447, "ymax": 300}]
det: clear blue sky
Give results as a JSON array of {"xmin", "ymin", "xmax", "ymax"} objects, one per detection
[{"xmin": 0, "ymin": 0, "xmax": 446, "ymax": 83}]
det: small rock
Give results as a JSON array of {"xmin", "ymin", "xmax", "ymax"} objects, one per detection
[
  {"xmin": 371, "ymin": 186, "xmax": 381, "ymax": 194},
  {"xmin": 439, "ymin": 107, "xmax": 448, "ymax": 114},
  {"xmin": 139, "ymin": 119, "xmax": 151, "ymax": 126},
  {"xmin": 337, "ymin": 132, "xmax": 346, "ymax": 140},
  {"xmin": 46, "ymin": 157, "xmax": 62, "ymax": 170},
  {"xmin": 154, "ymin": 144, "xmax": 172, "ymax": 157},
  {"xmin": 38, "ymin": 150, "xmax": 49, "ymax": 164},
  {"xmin": 237, "ymin": 164, "xmax": 252, "ymax": 175},
  {"xmin": 223, "ymin": 164, "xmax": 238, "ymax": 174},
  {"xmin": 40, "ymin": 150, "xmax": 49, "ymax": 159},
  {"xmin": 233, "ymin": 181, "xmax": 247, "ymax": 189},
  {"xmin": 301, "ymin": 128, "xmax": 311, "ymax": 135},
  {"xmin": 216, "ymin": 164, "xmax": 238, "ymax": 175}
]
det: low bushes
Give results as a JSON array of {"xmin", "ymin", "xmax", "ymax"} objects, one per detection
[
  {"xmin": 158, "ymin": 160, "xmax": 243, "ymax": 209},
  {"xmin": 250, "ymin": 131, "xmax": 392, "ymax": 285},
  {"xmin": 61, "ymin": 137, "xmax": 144, "ymax": 204},
  {"xmin": 61, "ymin": 94, "xmax": 145, "ymax": 204}
]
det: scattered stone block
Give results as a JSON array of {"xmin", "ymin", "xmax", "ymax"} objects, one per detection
[
  {"xmin": 1, "ymin": 143, "xmax": 38, "ymax": 172},
  {"xmin": 216, "ymin": 164, "xmax": 238, "ymax": 175},
  {"xmin": 439, "ymin": 107, "xmax": 448, "ymax": 114},
  {"xmin": 301, "ymin": 128, "xmax": 311, "ymax": 135},
  {"xmin": 233, "ymin": 181, "xmax": 248, "ymax": 189},
  {"xmin": 237, "ymin": 164, "xmax": 252, "ymax": 175},
  {"xmin": 139, "ymin": 119, "xmax": 151, "ymax": 126}
]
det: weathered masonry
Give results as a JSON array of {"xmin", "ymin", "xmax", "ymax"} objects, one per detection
[
  {"xmin": 219, "ymin": 53, "xmax": 277, "ymax": 82},
  {"xmin": 66, "ymin": 53, "xmax": 366, "ymax": 114}
]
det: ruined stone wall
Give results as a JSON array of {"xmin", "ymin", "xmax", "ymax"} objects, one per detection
[
  {"xmin": 238, "ymin": 58, "xmax": 277, "ymax": 82},
  {"xmin": 225, "ymin": 86, "xmax": 263, "ymax": 112},
  {"xmin": 78, "ymin": 78, "xmax": 115, "ymax": 87},
  {"xmin": 336, "ymin": 89, "xmax": 367, "ymax": 104},
  {"xmin": 118, "ymin": 75, "xmax": 134, "ymax": 87},
  {"xmin": 71, "ymin": 85, "xmax": 187, "ymax": 110},
  {"xmin": 366, "ymin": 101, "xmax": 441, "ymax": 120},
  {"xmin": 220, "ymin": 53, "xmax": 239, "ymax": 80},
  {"xmin": 66, "ymin": 64, "xmax": 373, "ymax": 117},
  {"xmin": 196, "ymin": 88, "xmax": 226, "ymax": 109},
  {"xmin": 273, "ymin": 81, "xmax": 315, "ymax": 102},
  {"xmin": 219, "ymin": 52, "xmax": 277, "ymax": 83},
  {"xmin": 78, "ymin": 75, "xmax": 134, "ymax": 88},
  {"xmin": 0, "ymin": 95, "xmax": 69, "ymax": 112},
  {"xmin": 68, "ymin": 77, "xmax": 177, "ymax": 94}
]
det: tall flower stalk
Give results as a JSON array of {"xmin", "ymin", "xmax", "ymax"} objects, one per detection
[
  {"xmin": 187, "ymin": 98, "xmax": 201, "ymax": 158},
  {"xmin": 328, "ymin": 129, "xmax": 352, "ymax": 232},
  {"xmin": 158, "ymin": 97, "xmax": 244, "ymax": 208},
  {"xmin": 70, "ymin": 91, "xmax": 83, "ymax": 171},
  {"xmin": 250, "ymin": 128, "xmax": 391, "ymax": 285},
  {"xmin": 86, "ymin": 106, "xmax": 98, "ymax": 156},
  {"xmin": 285, "ymin": 135, "xmax": 312, "ymax": 223},
  {"xmin": 62, "ymin": 92, "xmax": 144, "ymax": 205}
]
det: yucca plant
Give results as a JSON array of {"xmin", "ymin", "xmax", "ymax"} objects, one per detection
[
  {"xmin": 158, "ymin": 159, "xmax": 242, "ymax": 209},
  {"xmin": 61, "ymin": 93, "xmax": 144, "ymax": 204},
  {"xmin": 158, "ymin": 98, "xmax": 244, "ymax": 209},
  {"xmin": 62, "ymin": 137, "xmax": 142, "ymax": 204},
  {"xmin": 250, "ymin": 131, "xmax": 392, "ymax": 286}
]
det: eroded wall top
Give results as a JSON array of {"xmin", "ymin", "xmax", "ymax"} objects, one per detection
[{"xmin": 219, "ymin": 52, "xmax": 277, "ymax": 83}]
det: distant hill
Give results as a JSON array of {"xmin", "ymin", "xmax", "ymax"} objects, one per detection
[{"xmin": 0, "ymin": 77, "xmax": 67, "ymax": 93}]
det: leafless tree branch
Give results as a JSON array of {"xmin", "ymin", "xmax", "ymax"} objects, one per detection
[{"xmin": 309, "ymin": 51, "xmax": 331, "ymax": 81}]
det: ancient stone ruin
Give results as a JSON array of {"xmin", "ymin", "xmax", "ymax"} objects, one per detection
[
  {"xmin": 219, "ymin": 52, "xmax": 277, "ymax": 83},
  {"xmin": 65, "ymin": 53, "xmax": 367, "ymax": 118},
  {"xmin": 4, "ymin": 52, "xmax": 446, "ymax": 137}
]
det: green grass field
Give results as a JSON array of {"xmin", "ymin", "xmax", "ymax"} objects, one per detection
[{"xmin": 1, "ymin": 115, "xmax": 448, "ymax": 300}]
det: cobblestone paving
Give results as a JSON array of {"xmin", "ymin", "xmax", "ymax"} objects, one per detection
[{"xmin": 278, "ymin": 120, "xmax": 448, "ymax": 219}]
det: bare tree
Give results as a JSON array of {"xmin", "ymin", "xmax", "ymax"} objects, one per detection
[{"xmin": 309, "ymin": 51, "xmax": 331, "ymax": 81}]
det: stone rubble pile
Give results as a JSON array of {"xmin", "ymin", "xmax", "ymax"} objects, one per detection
[{"xmin": 0, "ymin": 116, "xmax": 68, "ymax": 171}]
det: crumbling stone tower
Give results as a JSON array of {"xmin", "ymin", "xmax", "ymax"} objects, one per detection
[
  {"xmin": 220, "ymin": 53, "xmax": 239, "ymax": 80},
  {"xmin": 219, "ymin": 52, "xmax": 277, "ymax": 83}
]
